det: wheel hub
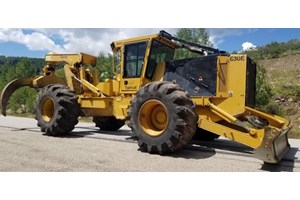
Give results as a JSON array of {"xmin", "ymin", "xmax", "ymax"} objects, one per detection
[
  {"xmin": 138, "ymin": 99, "xmax": 169, "ymax": 137},
  {"xmin": 41, "ymin": 97, "xmax": 54, "ymax": 122}
]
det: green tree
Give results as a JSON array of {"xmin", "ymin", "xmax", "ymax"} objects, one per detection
[
  {"xmin": 174, "ymin": 28, "xmax": 212, "ymax": 59},
  {"xmin": 265, "ymin": 42, "xmax": 283, "ymax": 58},
  {"xmin": 0, "ymin": 58, "xmax": 38, "ymax": 114},
  {"xmin": 246, "ymin": 39, "xmax": 300, "ymax": 59},
  {"xmin": 9, "ymin": 87, "xmax": 37, "ymax": 113},
  {"xmin": 255, "ymin": 63, "xmax": 272, "ymax": 107},
  {"xmin": 95, "ymin": 52, "xmax": 114, "ymax": 81}
]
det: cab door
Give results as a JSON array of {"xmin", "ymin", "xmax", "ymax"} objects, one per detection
[{"xmin": 120, "ymin": 41, "xmax": 147, "ymax": 93}]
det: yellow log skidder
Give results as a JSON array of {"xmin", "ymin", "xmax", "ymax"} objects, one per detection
[{"xmin": 0, "ymin": 31, "xmax": 291, "ymax": 163}]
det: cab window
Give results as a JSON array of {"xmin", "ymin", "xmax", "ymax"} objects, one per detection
[
  {"xmin": 145, "ymin": 40, "xmax": 175, "ymax": 79},
  {"xmin": 124, "ymin": 42, "xmax": 147, "ymax": 78}
]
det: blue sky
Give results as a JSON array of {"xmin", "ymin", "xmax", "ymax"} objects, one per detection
[
  {"xmin": 213, "ymin": 28, "xmax": 300, "ymax": 52},
  {"xmin": 0, "ymin": 28, "xmax": 300, "ymax": 58}
]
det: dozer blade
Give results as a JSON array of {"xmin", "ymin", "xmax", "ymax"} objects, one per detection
[
  {"xmin": 0, "ymin": 78, "xmax": 34, "ymax": 116},
  {"xmin": 254, "ymin": 126, "xmax": 291, "ymax": 164}
]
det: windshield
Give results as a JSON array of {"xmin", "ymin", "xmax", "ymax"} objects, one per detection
[{"xmin": 145, "ymin": 40, "xmax": 175, "ymax": 79}]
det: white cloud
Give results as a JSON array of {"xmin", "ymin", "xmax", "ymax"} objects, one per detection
[
  {"xmin": 209, "ymin": 35, "xmax": 224, "ymax": 48},
  {"xmin": 0, "ymin": 29, "xmax": 64, "ymax": 52},
  {"xmin": 242, "ymin": 42, "xmax": 257, "ymax": 51},
  {"xmin": 207, "ymin": 28, "xmax": 258, "ymax": 49},
  {"xmin": 0, "ymin": 28, "xmax": 258, "ymax": 56},
  {"xmin": 207, "ymin": 28, "xmax": 243, "ymax": 48},
  {"xmin": 0, "ymin": 28, "xmax": 178, "ymax": 56}
]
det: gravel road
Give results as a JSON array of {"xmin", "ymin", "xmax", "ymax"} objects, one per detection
[{"xmin": 0, "ymin": 115, "xmax": 299, "ymax": 172}]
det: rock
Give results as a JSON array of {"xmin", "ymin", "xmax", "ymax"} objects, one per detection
[
  {"xmin": 283, "ymin": 83, "xmax": 293, "ymax": 89},
  {"xmin": 274, "ymin": 99, "xmax": 280, "ymax": 103},
  {"xmin": 288, "ymin": 98, "xmax": 293, "ymax": 102}
]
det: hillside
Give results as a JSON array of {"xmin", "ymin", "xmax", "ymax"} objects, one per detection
[{"xmin": 258, "ymin": 54, "xmax": 300, "ymax": 138}]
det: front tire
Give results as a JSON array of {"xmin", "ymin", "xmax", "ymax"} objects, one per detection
[
  {"xmin": 128, "ymin": 82, "xmax": 198, "ymax": 154},
  {"xmin": 35, "ymin": 84, "xmax": 80, "ymax": 136}
]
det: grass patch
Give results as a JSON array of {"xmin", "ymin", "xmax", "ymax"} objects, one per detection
[
  {"xmin": 264, "ymin": 102, "xmax": 283, "ymax": 115},
  {"xmin": 289, "ymin": 125, "xmax": 300, "ymax": 138}
]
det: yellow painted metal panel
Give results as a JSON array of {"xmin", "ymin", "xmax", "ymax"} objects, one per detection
[
  {"xmin": 153, "ymin": 62, "xmax": 166, "ymax": 81},
  {"xmin": 120, "ymin": 78, "xmax": 141, "ymax": 92},
  {"xmin": 113, "ymin": 97, "xmax": 132, "ymax": 119},
  {"xmin": 45, "ymin": 53, "xmax": 96, "ymax": 66},
  {"xmin": 111, "ymin": 34, "xmax": 179, "ymax": 51},
  {"xmin": 97, "ymin": 81, "xmax": 114, "ymax": 96},
  {"xmin": 80, "ymin": 97, "xmax": 113, "ymax": 109},
  {"xmin": 199, "ymin": 118, "xmax": 263, "ymax": 148}
]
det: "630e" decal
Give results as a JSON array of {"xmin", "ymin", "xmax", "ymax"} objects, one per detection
[{"xmin": 230, "ymin": 56, "xmax": 245, "ymax": 62}]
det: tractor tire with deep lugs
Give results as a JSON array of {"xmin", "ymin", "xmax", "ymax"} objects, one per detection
[
  {"xmin": 127, "ymin": 81, "xmax": 198, "ymax": 154},
  {"xmin": 35, "ymin": 84, "xmax": 80, "ymax": 136},
  {"xmin": 93, "ymin": 116, "xmax": 125, "ymax": 131}
]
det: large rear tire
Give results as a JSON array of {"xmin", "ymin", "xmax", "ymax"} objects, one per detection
[
  {"xmin": 93, "ymin": 116, "xmax": 125, "ymax": 131},
  {"xmin": 127, "ymin": 81, "xmax": 198, "ymax": 154},
  {"xmin": 35, "ymin": 84, "xmax": 80, "ymax": 136}
]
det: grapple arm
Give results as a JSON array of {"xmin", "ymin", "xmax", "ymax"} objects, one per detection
[
  {"xmin": 0, "ymin": 75, "xmax": 66, "ymax": 116},
  {"xmin": 0, "ymin": 78, "xmax": 35, "ymax": 116}
]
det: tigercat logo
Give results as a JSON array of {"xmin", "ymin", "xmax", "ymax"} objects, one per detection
[
  {"xmin": 125, "ymin": 86, "xmax": 137, "ymax": 90},
  {"xmin": 230, "ymin": 56, "xmax": 245, "ymax": 62}
]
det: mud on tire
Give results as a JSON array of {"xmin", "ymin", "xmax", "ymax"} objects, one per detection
[
  {"xmin": 127, "ymin": 81, "xmax": 198, "ymax": 154},
  {"xmin": 35, "ymin": 84, "xmax": 80, "ymax": 136}
]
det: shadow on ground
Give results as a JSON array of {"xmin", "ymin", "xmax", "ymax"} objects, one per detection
[
  {"xmin": 191, "ymin": 139, "xmax": 253, "ymax": 154},
  {"xmin": 54, "ymin": 126, "xmax": 132, "ymax": 138},
  {"xmin": 260, "ymin": 147, "xmax": 299, "ymax": 172},
  {"xmin": 136, "ymin": 145, "xmax": 217, "ymax": 160},
  {"xmin": 0, "ymin": 125, "xmax": 42, "ymax": 133},
  {"xmin": 169, "ymin": 147, "xmax": 216, "ymax": 159}
]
